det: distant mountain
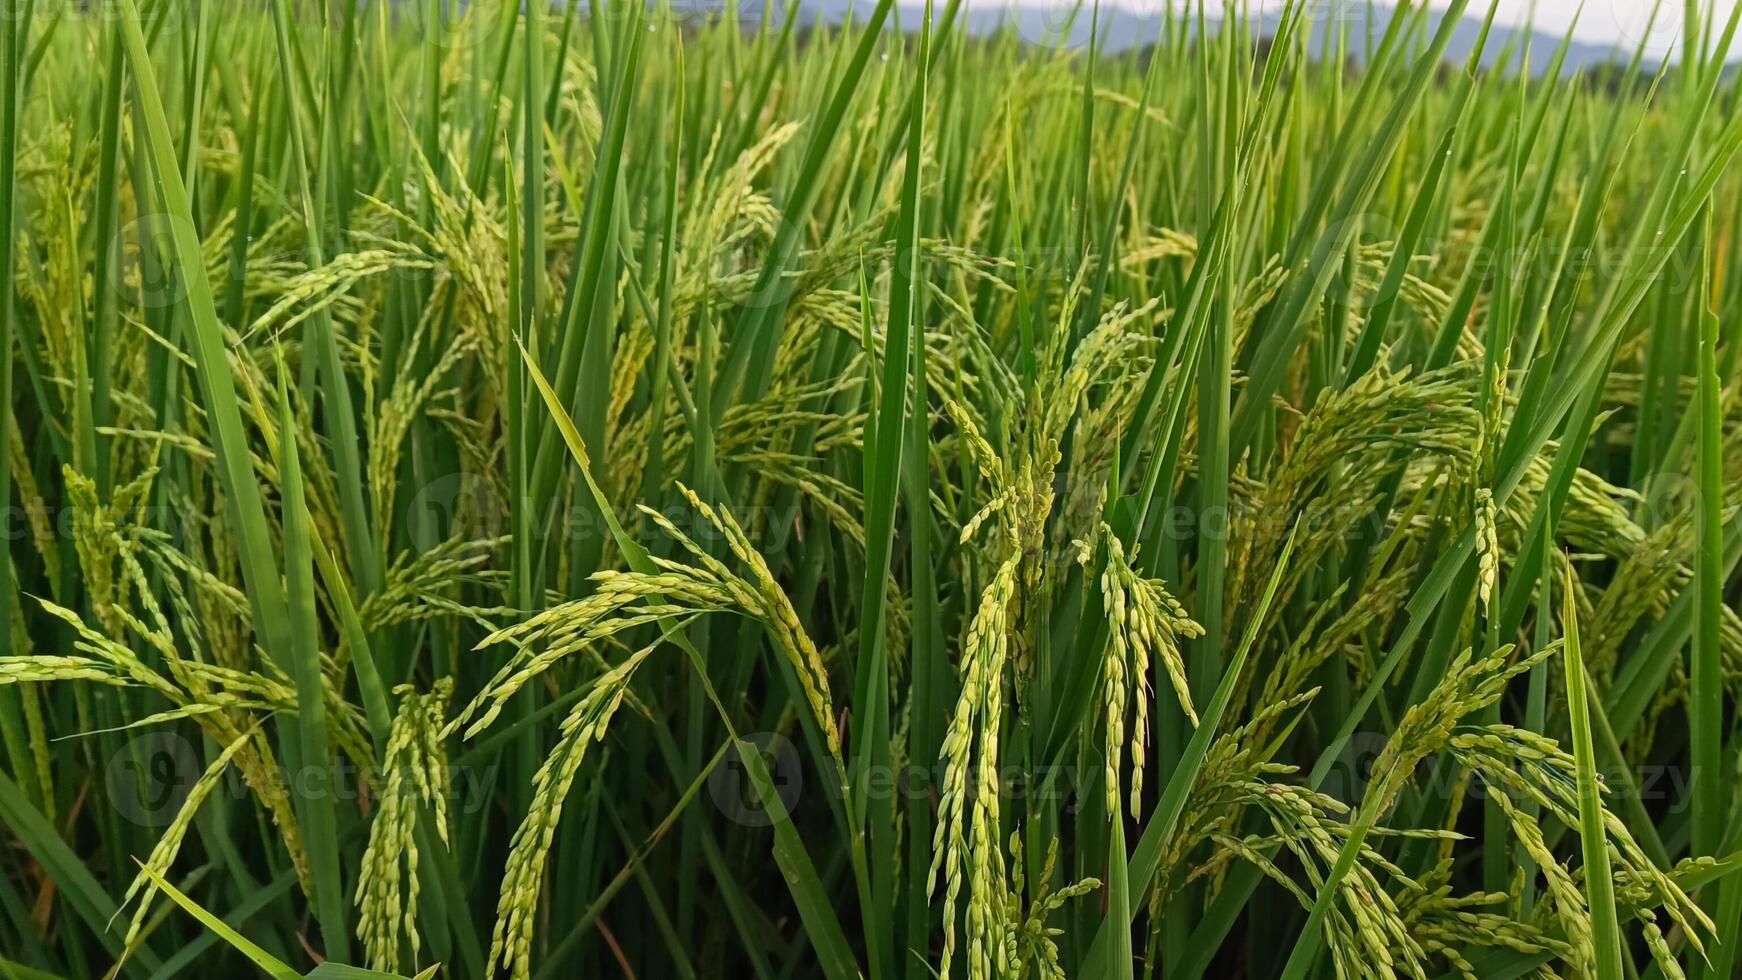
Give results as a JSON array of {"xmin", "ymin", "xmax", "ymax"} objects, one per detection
[{"xmin": 769, "ymin": 1, "xmax": 1647, "ymax": 76}]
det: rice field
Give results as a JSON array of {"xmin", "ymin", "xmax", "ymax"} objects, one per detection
[{"xmin": 0, "ymin": 0, "xmax": 1740, "ymax": 976}]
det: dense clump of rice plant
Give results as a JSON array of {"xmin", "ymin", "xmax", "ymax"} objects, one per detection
[{"xmin": 1, "ymin": 0, "xmax": 1740, "ymax": 976}]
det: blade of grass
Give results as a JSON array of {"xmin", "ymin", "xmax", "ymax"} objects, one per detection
[
  {"xmin": 849, "ymin": 3, "xmax": 932, "ymax": 975},
  {"xmin": 127, "ymin": 863, "xmax": 298, "ymax": 980},
  {"xmin": 276, "ymin": 358, "xmax": 347, "ymax": 961},
  {"xmin": 1690, "ymin": 239, "xmax": 1725, "ymax": 862},
  {"xmin": 1562, "ymin": 558, "xmax": 1626, "ymax": 980},
  {"xmin": 709, "ymin": 0, "xmax": 898, "ymax": 415},
  {"xmin": 114, "ymin": 0, "xmax": 294, "ymax": 667},
  {"xmin": 266, "ymin": 0, "xmax": 381, "ymax": 600}
]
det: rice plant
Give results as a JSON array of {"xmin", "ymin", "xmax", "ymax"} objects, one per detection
[{"xmin": 0, "ymin": 0, "xmax": 1740, "ymax": 976}]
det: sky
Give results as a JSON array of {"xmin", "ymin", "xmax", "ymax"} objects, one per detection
[
  {"xmin": 1069, "ymin": 1, "xmax": 1742, "ymax": 57},
  {"xmin": 1442, "ymin": 0, "xmax": 1736, "ymax": 53}
]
